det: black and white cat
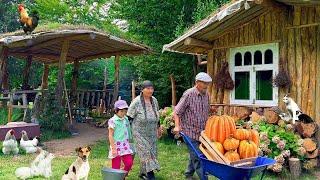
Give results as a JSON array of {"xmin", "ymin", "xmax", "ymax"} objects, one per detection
[{"xmin": 282, "ymin": 95, "xmax": 314, "ymax": 124}]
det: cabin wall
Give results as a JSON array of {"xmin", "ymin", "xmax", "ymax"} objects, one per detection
[{"xmin": 207, "ymin": 6, "xmax": 320, "ymax": 123}]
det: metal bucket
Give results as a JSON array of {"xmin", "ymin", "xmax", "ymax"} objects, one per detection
[{"xmin": 101, "ymin": 167, "xmax": 127, "ymax": 180}]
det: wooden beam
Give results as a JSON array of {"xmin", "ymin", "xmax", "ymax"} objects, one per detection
[
  {"xmin": 71, "ymin": 60, "xmax": 80, "ymax": 106},
  {"xmin": 22, "ymin": 55, "xmax": 33, "ymax": 89},
  {"xmin": 131, "ymin": 80, "xmax": 136, "ymax": 101},
  {"xmin": 170, "ymin": 74, "xmax": 177, "ymax": 106},
  {"xmin": 315, "ymin": 8, "xmax": 320, "ymax": 144},
  {"xmin": 294, "ymin": 6, "xmax": 302, "ymax": 107},
  {"xmin": 55, "ymin": 40, "xmax": 70, "ymax": 104},
  {"xmin": 0, "ymin": 46, "xmax": 9, "ymax": 91},
  {"xmin": 41, "ymin": 64, "xmax": 49, "ymax": 90},
  {"xmin": 77, "ymin": 50, "xmax": 146, "ymax": 62},
  {"xmin": 286, "ymin": 23, "xmax": 320, "ymax": 29},
  {"xmin": 184, "ymin": 37, "xmax": 213, "ymax": 49},
  {"xmin": 10, "ymin": 52, "xmax": 76, "ymax": 62},
  {"xmin": 29, "ymin": 34, "xmax": 92, "ymax": 51},
  {"xmin": 111, "ymin": 55, "xmax": 120, "ymax": 105}
]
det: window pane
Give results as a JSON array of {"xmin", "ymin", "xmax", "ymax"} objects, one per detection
[
  {"xmin": 254, "ymin": 51, "xmax": 262, "ymax": 65},
  {"xmin": 235, "ymin": 52, "xmax": 242, "ymax": 66},
  {"xmin": 265, "ymin": 49, "xmax": 273, "ymax": 64},
  {"xmin": 235, "ymin": 72, "xmax": 250, "ymax": 100},
  {"xmin": 244, "ymin": 52, "xmax": 252, "ymax": 65},
  {"xmin": 256, "ymin": 70, "xmax": 273, "ymax": 100}
]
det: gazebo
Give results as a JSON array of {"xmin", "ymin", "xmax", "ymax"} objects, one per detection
[{"xmin": 0, "ymin": 24, "xmax": 150, "ymax": 124}]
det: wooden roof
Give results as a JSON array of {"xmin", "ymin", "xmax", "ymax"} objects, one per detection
[
  {"xmin": 162, "ymin": 0, "xmax": 319, "ymax": 55},
  {"xmin": 0, "ymin": 24, "xmax": 151, "ymax": 64}
]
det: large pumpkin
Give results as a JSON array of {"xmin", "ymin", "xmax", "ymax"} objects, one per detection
[
  {"xmin": 212, "ymin": 141, "xmax": 224, "ymax": 155},
  {"xmin": 239, "ymin": 140, "xmax": 258, "ymax": 159},
  {"xmin": 234, "ymin": 129, "xmax": 250, "ymax": 141},
  {"xmin": 249, "ymin": 129, "xmax": 260, "ymax": 146},
  {"xmin": 205, "ymin": 115, "xmax": 236, "ymax": 144},
  {"xmin": 223, "ymin": 137, "xmax": 240, "ymax": 151},
  {"xmin": 224, "ymin": 150, "xmax": 240, "ymax": 162}
]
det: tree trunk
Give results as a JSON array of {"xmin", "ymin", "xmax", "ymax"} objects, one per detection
[
  {"xmin": 112, "ymin": 55, "xmax": 120, "ymax": 106},
  {"xmin": 296, "ymin": 122, "xmax": 317, "ymax": 138},
  {"xmin": 71, "ymin": 60, "xmax": 80, "ymax": 107},
  {"xmin": 131, "ymin": 80, "xmax": 136, "ymax": 101},
  {"xmin": 0, "ymin": 47, "xmax": 9, "ymax": 91},
  {"xmin": 170, "ymin": 74, "xmax": 176, "ymax": 106},
  {"xmin": 55, "ymin": 40, "xmax": 70, "ymax": 105},
  {"xmin": 289, "ymin": 158, "xmax": 301, "ymax": 179},
  {"xmin": 41, "ymin": 64, "xmax": 49, "ymax": 90},
  {"xmin": 22, "ymin": 55, "xmax": 33, "ymax": 89}
]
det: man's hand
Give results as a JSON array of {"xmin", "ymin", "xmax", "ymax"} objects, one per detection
[
  {"xmin": 157, "ymin": 126, "xmax": 164, "ymax": 139},
  {"xmin": 173, "ymin": 125, "xmax": 181, "ymax": 135}
]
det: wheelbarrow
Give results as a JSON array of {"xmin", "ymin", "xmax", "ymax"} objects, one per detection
[{"xmin": 180, "ymin": 132, "xmax": 276, "ymax": 180}]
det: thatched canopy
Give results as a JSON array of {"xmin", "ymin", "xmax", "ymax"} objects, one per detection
[
  {"xmin": 162, "ymin": 0, "xmax": 320, "ymax": 55},
  {"xmin": 0, "ymin": 24, "xmax": 151, "ymax": 64}
]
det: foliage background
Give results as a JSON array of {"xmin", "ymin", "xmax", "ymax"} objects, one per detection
[{"xmin": 0, "ymin": 0, "xmax": 230, "ymax": 107}]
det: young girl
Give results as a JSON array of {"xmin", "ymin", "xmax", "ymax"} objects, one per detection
[{"xmin": 108, "ymin": 100, "xmax": 134, "ymax": 175}]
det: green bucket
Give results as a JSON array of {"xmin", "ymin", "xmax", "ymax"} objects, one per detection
[{"xmin": 101, "ymin": 167, "xmax": 127, "ymax": 180}]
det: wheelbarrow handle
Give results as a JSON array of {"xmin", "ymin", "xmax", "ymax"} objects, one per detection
[{"xmin": 180, "ymin": 132, "xmax": 202, "ymax": 158}]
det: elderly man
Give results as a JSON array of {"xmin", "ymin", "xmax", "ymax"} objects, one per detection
[{"xmin": 173, "ymin": 72, "xmax": 212, "ymax": 180}]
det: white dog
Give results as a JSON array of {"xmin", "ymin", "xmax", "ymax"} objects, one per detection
[
  {"xmin": 15, "ymin": 148, "xmax": 49, "ymax": 179},
  {"xmin": 282, "ymin": 95, "xmax": 301, "ymax": 124},
  {"xmin": 62, "ymin": 146, "xmax": 91, "ymax": 180},
  {"xmin": 37, "ymin": 153, "xmax": 55, "ymax": 178}
]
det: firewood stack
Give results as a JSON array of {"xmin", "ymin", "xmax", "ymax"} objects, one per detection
[{"xmin": 296, "ymin": 122, "xmax": 319, "ymax": 169}]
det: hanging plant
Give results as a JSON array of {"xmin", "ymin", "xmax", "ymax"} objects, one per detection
[
  {"xmin": 213, "ymin": 62, "xmax": 234, "ymax": 90},
  {"xmin": 273, "ymin": 69, "xmax": 291, "ymax": 88}
]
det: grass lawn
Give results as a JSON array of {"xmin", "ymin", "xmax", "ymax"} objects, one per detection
[{"xmin": 0, "ymin": 137, "xmax": 318, "ymax": 179}]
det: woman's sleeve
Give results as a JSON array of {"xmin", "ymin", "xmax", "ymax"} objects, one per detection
[
  {"xmin": 108, "ymin": 118, "xmax": 115, "ymax": 129},
  {"xmin": 127, "ymin": 98, "xmax": 138, "ymax": 119}
]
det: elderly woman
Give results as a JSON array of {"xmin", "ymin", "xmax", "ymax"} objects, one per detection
[{"xmin": 127, "ymin": 80, "xmax": 161, "ymax": 180}]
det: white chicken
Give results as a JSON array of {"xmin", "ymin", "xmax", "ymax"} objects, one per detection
[
  {"xmin": 20, "ymin": 130, "xmax": 39, "ymax": 154},
  {"xmin": 2, "ymin": 129, "xmax": 19, "ymax": 155}
]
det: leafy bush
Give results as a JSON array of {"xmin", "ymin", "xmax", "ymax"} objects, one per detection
[
  {"xmin": 0, "ymin": 108, "xmax": 24, "ymax": 125},
  {"xmin": 255, "ymin": 121, "xmax": 306, "ymax": 172},
  {"xmin": 159, "ymin": 107, "xmax": 174, "ymax": 129},
  {"xmin": 38, "ymin": 92, "xmax": 67, "ymax": 131}
]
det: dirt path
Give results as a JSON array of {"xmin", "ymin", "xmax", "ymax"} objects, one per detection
[{"xmin": 43, "ymin": 123, "xmax": 107, "ymax": 156}]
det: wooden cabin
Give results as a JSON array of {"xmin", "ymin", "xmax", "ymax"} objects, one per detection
[{"xmin": 163, "ymin": 0, "xmax": 320, "ymax": 125}]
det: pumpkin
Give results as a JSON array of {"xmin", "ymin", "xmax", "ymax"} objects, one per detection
[
  {"xmin": 212, "ymin": 141, "xmax": 224, "ymax": 155},
  {"xmin": 223, "ymin": 137, "xmax": 240, "ymax": 151},
  {"xmin": 205, "ymin": 115, "xmax": 236, "ymax": 144},
  {"xmin": 224, "ymin": 150, "xmax": 240, "ymax": 162},
  {"xmin": 234, "ymin": 129, "xmax": 250, "ymax": 140},
  {"xmin": 249, "ymin": 129, "xmax": 260, "ymax": 146},
  {"xmin": 239, "ymin": 140, "xmax": 258, "ymax": 159}
]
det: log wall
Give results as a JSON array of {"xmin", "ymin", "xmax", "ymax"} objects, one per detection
[{"xmin": 207, "ymin": 6, "xmax": 320, "ymax": 123}]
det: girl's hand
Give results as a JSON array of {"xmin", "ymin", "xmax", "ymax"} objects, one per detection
[{"xmin": 111, "ymin": 146, "xmax": 117, "ymax": 157}]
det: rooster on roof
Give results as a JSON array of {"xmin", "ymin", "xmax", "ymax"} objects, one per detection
[{"xmin": 18, "ymin": 4, "xmax": 39, "ymax": 34}]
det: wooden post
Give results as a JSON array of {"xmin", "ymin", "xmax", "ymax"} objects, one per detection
[
  {"xmin": 170, "ymin": 74, "xmax": 177, "ymax": 106},
  {"xmin": 71, "ymin": 60, "xmax": 80, "ymax": 106},
  {"xmin": 91, "ymin": 91, "xmax": 95, "ymax": 107},
  {"xmin": 79, "ymin": 91, "xmax": 84, "ymax": 108},
  {"xmin": 112, "ymin": 55, "xmax": 120, "ymax": 106},
  {"xmin": 294, "ymin": 6, "xmax": 302, "ymax": 107},
  {"xmin": 96, "ymin": 92, "xmax": 101, "ymax": 112},
  {"xmin": 315, "ymin": 8, "xmax": 320, "ymax": 144},
  {"xmin": 22, "ymin": 93, "xmax": 27, "ymax": 121},
  {"xmin": 85, "ymin": 91, "xmax": 90, "ymax": 107},
  {"xmin": 7, "ymin": 94, "xmax": 13, "ymax": 123},
  {"xmin": 22, "ymin": 55, "xmax": 33, "ymax": 89},
  {"xmin": 41, "ymin": 64, "xmax": 49, "ymax": 90},
  {"xmin": 0, "ymin": 47, "xmax": 9, "ymax": 91},
  {"xmin": 289, "ymin": 158, "xmax": 301, "ymax": 178},
  {"xmin": 207, "ymin": 49, "xmax": 214, "ymax": 104},
  {"xmin": 103, "ymin": 66, "xmax": 108, "ymax": 109},
  {"xmin": 131, "ymin": 80, "xmax": 136, "ymax": 101},
  {"xmin": 55, "ymin": 40, "xmax": 69, "ymax": 104}
]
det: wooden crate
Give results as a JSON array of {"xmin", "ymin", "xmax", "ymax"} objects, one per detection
[{"xmin": 199, "ymin": 131, "xmax": 257, "ymax": 167}]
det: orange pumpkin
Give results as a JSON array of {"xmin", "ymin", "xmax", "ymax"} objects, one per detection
[
  {"xmin": 212, "ymin": 141, "xmax": 224, "ymax": 155},
  {"xmin": 205, "ymin": 115, "xmax": 236, "ymax": 144},
  {"xmin": 239, "ymin": 140, "xmax": 258, "ymax": 159},
  {"xmin": 224, "ymin": 150, "xmax": 240, "ymax": 162},
  {"xmin": 249, "ymin": 129, "xmax": 260, "ymax": 146},
  {"xmin": 223, "ymin": 137, "xmax": 239, "ymax": 151},
  {"xmin": 234, "ymin": 129, "xmax": 250, "ymax": 140}
]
